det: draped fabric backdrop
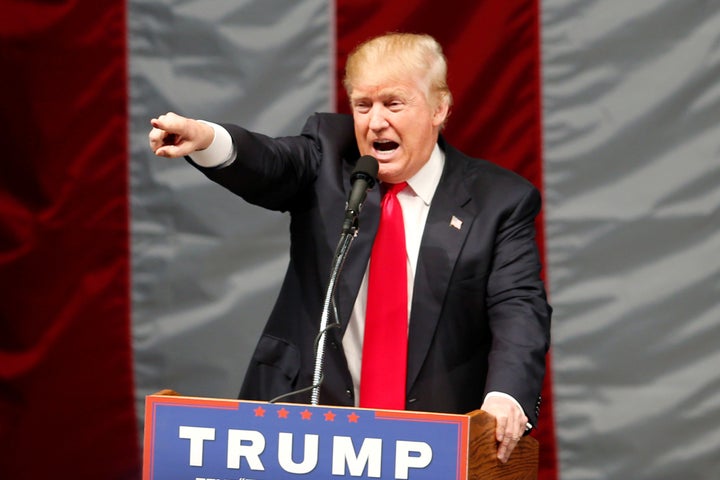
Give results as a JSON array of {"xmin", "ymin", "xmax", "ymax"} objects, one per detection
[{"xmin": 2, "ymin": 1, "xmax": 719, "ymax": 479}]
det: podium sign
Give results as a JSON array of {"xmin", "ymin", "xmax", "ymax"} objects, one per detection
[{"xmin": 144, "ymin": 394, "xmax": 470, "ymax": 480}]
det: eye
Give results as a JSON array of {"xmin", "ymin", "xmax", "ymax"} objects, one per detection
[
  {"xmin": 387, "ymin": 100, "xmax": 404, "ymax": 111},
  {"xmin": 353, "ymin": 102, "xmax": 371, "ymax": 114}
]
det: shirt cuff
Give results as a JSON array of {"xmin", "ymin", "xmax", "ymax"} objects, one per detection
[{"xmin": 188, "ymin": 120, "xmax": 235, "ymax": 168}]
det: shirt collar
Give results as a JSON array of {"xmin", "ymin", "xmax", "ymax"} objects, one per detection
[{"xmin": 405, "ymin": 143, "xmax": 445, "ymax": 206}]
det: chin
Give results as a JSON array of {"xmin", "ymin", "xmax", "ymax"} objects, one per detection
[{"xmin": 377, "ymin": 171, "xmax": 398, "ymax": 184}]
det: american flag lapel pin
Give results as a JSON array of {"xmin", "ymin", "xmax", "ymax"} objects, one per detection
[{"xmin": 450, "ymin": 215, "xmax": 463, "ymax": 230}]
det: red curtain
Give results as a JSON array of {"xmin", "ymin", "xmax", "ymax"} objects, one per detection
[
  {"xmin": 0, "ymin": 2, "xmax": 139, "ymax": 478},
  {"xmin": 335, "ymin": 2, "xmax": 557, "ymax": 478}
]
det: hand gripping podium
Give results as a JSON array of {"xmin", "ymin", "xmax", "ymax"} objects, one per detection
[{"xmin": 144, "ymin": 391, "xmax": 538, "ymax": 480}]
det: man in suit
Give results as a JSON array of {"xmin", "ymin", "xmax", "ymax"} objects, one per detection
[{"xmin": 149, "ymin": 32, "xmax": 551, "ymax": 463}]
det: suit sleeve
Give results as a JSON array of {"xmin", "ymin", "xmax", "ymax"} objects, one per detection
[
  {"xmin": 484, "ymin": 186, "xmax": 552, "ymax": 427},
  {"xmin": 187, "ymin": 117, "xmax": 323, "ymax": 212}
]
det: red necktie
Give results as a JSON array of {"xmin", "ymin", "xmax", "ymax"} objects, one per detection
[{"xmin": 360, "ymin": 182, "xmax": 408, "ymax": 410}]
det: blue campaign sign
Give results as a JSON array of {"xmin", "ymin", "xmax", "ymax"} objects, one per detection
[{"xmin": 144, "ymin": 394, "xmax": 469, "ymax": 480}]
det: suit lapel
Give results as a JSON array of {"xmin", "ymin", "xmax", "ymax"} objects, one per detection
[{"xmin": 406, "ymin": 145, "xmax": 474, "ymax": 391}]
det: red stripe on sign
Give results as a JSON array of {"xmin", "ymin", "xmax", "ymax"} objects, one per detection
[
  {"xmin": 0, "ymin": 2, "xmax": 139, "ymax": 478},
  {"xmin": 335, "ymin": 1, "xmax": 557, "ymax": 478}
]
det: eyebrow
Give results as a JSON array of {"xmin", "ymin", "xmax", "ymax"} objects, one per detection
[{"xmin": 351, "ymin": 88, "xmax": 411, "ymax": 103}]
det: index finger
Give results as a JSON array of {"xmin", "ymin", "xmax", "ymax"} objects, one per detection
[{"xmin": 150, "ymin": 111, "xmax": 182, "ymax": 132}]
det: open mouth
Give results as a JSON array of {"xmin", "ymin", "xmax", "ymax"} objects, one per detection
[{"xmin": 373, "ymin": 140, "xmax": 399, "ymax": 153}]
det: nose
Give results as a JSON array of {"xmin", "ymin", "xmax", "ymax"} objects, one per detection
[{"xmin": 368, "ymin": 105, "xmax": 389, "ymax": 131}]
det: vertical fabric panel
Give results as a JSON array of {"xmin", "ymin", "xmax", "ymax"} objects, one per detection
[
  {"xmin": 335, "ymin": 1, "xmax": 557, "ymax": 478},
  {"xmin": 0, "ymin": 1, "xmax": 139, "ymax": 478},
  {"xmin": 128, "ymin": 0, "xmax": 333, "ymax": 430},
  {"xmin": 542, "ymin": 1, "xmax": 720, "ymax": 478}
]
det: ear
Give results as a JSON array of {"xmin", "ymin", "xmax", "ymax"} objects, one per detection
[{"xmin": 432, "ymin": 97, "xmax": 451, "ymax": 127}]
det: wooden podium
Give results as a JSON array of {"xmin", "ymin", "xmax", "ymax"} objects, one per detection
[
  {"xmin": 465, "ymin": 407, "xmax": 538, "ymax": 479},
  {"xmin": 144, "ymin": 390, "xmax": 537, "ymax": 480}
]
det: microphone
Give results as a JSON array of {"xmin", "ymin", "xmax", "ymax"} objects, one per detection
[
  {"xmin": 311, "ymin": 156, "xmax": 377, "ymax": 404},
  {"xmin": 343, "ymin": 155, "xmax": 378, "ymax": 234}
]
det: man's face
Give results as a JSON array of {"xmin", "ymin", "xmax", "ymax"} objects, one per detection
[{"xmin": 350, "ymin": 72, "xmax": 448, "ymax": 184}]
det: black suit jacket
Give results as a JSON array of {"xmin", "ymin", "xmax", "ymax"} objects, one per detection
[{"xmin": 192, "ymin": 113, "xmax": 551, "ymax": 426}]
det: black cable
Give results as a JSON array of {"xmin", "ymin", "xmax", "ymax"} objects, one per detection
[{"xmin": 268, "ymin": 321, "xmax": 341, "ymax": 404}]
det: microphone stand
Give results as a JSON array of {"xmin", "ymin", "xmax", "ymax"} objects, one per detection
[{"xmin": 310, "ymin": 216, "xmax": 359, "ymax": 405}]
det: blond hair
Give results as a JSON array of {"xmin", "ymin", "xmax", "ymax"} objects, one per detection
[{"xmin": 343, "ymin": 32, "xmax": 453, "ymax": 113}]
